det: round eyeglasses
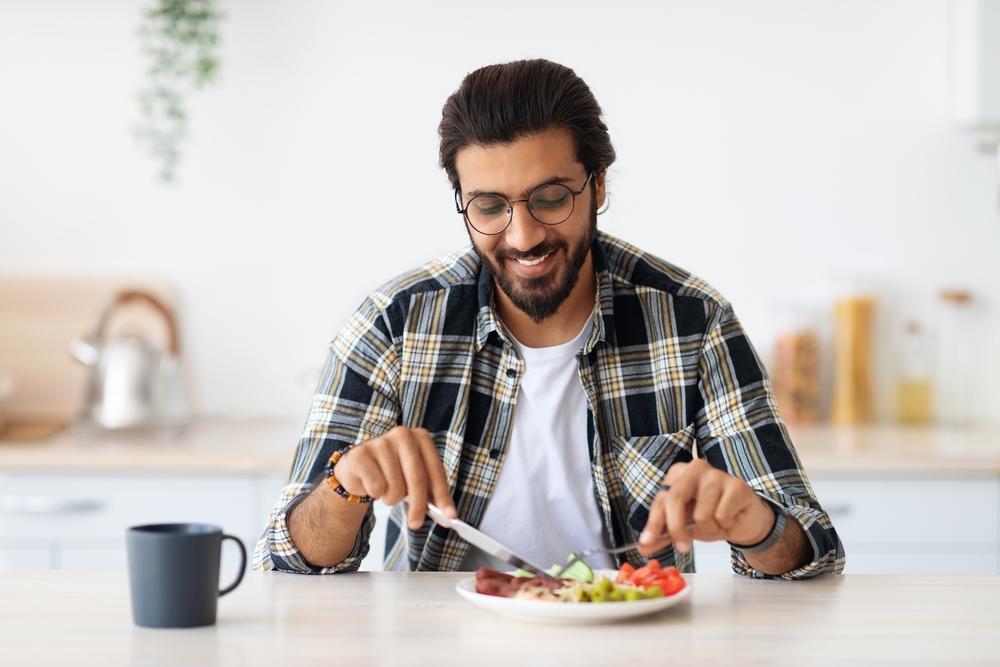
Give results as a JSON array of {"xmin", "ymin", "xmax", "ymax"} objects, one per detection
[{"xmin": 455, "ymin": 172, "xmax": 593, "ymax": 235}]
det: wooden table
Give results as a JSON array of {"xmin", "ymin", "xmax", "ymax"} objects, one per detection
[{"xmin": 1, "ymin": 571, "xmax": 997, "ymax": 666}]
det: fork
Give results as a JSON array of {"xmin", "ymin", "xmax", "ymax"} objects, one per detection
[{"xmin": 552, "ymin": 524, "xmax": 696, "ymax": 579}]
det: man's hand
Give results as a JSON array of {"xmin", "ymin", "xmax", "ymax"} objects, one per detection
[
  {"xmin": 637, "ymin": 458, "xmax": 775, "ymax": 556},
  {"xmin": 334, "ymin": 426, "xmax": 457, "ymax": 529}
]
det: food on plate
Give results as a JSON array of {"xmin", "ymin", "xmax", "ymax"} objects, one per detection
[
  {"xmin": 547, "ymin": 555, "xmax": 594, "ymax": 582},
  {"xmin": 513, "ymin": 552, "xmax": 594, "ymax": 583},
  {"xmin": 475, "ymin": 558, "xmax": 686, "ymax": 603},
  {"xmin": 615, "ymin": 559, "xmax": 686, "ymax": 596}
]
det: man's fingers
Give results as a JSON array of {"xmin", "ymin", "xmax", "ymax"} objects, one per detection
[
  {"xmin": 373, "ymin": 445, "xmax": 407, "ymax": 506},
  {"xmin": 638, "ymin": 493, "xmax": 672, "ymax": 556},
  {"xmin": 714, "ymin": 481, "xmax": 747, "ymax": 532},
  {"xmin": 662, "ymin": 460, "xmax": 689, "ymax": 487},
  {"xmin": 398, "ymin": 433, "xmax": 430, "ymax": 529},
  {"xmin": 349, "ymin": 449, "xmax": 386, "ymax": 499},
  {"xmin": 690, "ymin": 477, "xmax": 724, "ymax": 540},
  {"xmin": 664, "ymin": 474, "xmax": 697, "ymax": 553},
  {"xmin": 415, "ymin": 429, "xmax": 457, "ymax": 519}
]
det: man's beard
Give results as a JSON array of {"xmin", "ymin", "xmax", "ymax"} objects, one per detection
[{"xmin": 470, "ymin": 202, "xmax": 597, "ymax": 324}]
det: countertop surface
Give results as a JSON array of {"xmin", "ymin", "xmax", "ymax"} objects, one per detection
[
  {"xmin": 787, "ymin": 423, "xmax": 1000, "ymax": 475},
  {"xmin": 1, "ymin": 570, "xmax": 997, "ymax": 666},
  {"xmin": 0, "ymin": 419, "xmax": 298, "ymax": 474},
  {"xmin": 0, "ymin": 418, "xmax": 999, "ymax": 475}
]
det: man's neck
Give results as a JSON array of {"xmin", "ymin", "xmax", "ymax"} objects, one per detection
[{"xmin": 494, "ymin": 253, "xmax": 597, "ymax": 348}]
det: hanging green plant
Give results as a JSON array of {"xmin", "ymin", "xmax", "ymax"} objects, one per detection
[{"xmin": 135, "ymin": 0, "xmax": 222, "ymax": 183}]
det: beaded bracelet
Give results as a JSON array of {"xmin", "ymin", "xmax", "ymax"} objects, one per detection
[{"xmin": 325, "ymin": 447, "xmax": 374, "ymax": 504}]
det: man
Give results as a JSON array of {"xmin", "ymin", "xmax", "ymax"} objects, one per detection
[{"xmin": 254, "ymin": 59, "xmax": 845, "ymax": 579}]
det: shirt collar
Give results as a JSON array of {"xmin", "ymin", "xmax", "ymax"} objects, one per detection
[{"xmin": 473, "ymin": 235, "xmax": 618, "ymax": 353}]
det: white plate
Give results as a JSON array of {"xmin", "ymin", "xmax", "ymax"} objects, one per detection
[{"xmin": 455, "ymin": 569, "xmax": 690, "ymax": 625}]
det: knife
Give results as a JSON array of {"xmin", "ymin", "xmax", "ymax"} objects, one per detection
[{"xmin": 426, "ymin": 503, "xmax": 560, "ymax": 583}]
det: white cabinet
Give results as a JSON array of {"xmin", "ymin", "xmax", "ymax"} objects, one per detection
[
  {"xmin": 810, "ymin": 474, "xmax": 999, "ymax": 575},
  {"xmin": 362, "ymin": 502, "xmax": 392, "ymax": 572},
  {"xmin": 0, "ymin": 540, "xmax": 51, "ymax": 569},
  {"xmin": 691, "ymin": 474, "xmax": 1000, "ymax": 576},
  {"xmin": 3, "ymin": 470, "xmax": 998, "ymax": 575},
  {"xmin": 0, "ymin": 469, "xmax": 394, "ymax": 573},
  {"xmin": 0, "ymin": 472, "xmax": 286, "ymax": 573}
]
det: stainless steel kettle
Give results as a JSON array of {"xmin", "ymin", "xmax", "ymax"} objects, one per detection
[{"xmin": 70, "ymin": 290, "xmax": 189, "ymax": 430}]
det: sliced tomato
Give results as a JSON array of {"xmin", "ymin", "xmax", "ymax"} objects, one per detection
[
  {"xmin": 646, "ymin": 559, "xmax": 661, "ymax": 573},
  {"xmin": 636, "ymin": 574, "xmax": 663, "ymax": 589},
  {"xmin": 659, "ymin": 571, "xmax": 685, "ymax": 595},
  {"xmin": 617, "ymin": 562, "xmax": 635, "ymax": 582}
]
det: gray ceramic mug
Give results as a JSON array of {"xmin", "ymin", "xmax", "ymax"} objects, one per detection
[{"xmin": 126, "ymin": 523, "xmax": 246, "ymax": 628}]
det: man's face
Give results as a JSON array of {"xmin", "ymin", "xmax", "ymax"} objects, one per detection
[{"xmin": 455, "ymin": 127, "xmax": 605, "ymax": 324}]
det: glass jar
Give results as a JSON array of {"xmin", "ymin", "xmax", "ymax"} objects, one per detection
[
  {"xmin": 831, "ymin": 295, "xmax": 876, "ymax": 424},
  {"xmin": 936, "ymin": 290, "xmax": 975, "ymax": 425},
  {"xmin": 895, "ymin": 321, "xmax": 934, "ymax": 425},
  {"xmin": 771, "ymin": 307, "xmax": 822, "ymax": 425}
]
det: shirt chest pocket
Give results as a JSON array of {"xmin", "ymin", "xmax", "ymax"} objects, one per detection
[{"xmin": 608, "ymin": 424, "xmax": 698, "ymax": 532}]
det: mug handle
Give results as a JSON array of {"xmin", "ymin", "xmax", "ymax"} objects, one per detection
[{"xmin": 219, "ymin": 533, "xmax": 247, "ymax": 597}]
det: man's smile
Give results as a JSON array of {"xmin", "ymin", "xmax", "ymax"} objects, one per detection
[{"xmin": 508, "ymin": 249, "xmax": 557, "ymax": 278}]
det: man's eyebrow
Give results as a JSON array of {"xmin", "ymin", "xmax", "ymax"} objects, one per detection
[{"xmin": 464, "ymin": 175, "xmax": 575, "ymax": 199}]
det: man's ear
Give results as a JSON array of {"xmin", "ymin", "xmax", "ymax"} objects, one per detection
[{"xmin": 595, "ymin": 169, "xmax": 607, "ymax": 210}]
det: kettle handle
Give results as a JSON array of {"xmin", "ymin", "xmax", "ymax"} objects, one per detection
[{"xmin": 93, "ymin": 290, "xmax": 180, "ymax": 355}]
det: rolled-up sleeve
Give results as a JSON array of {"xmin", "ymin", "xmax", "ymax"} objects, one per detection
[
  {"xmin": 694, "ymin": 303, "xmax": 845, "ymax": 580},
  {"xmin": 253, "ymin": 295, "xmax": 401, "ymax": 574}
]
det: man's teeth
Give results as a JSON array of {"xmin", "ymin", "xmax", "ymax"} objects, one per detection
[{"xmin": 515, "ymin": 253, "xmax": 550, "ymax": 266}]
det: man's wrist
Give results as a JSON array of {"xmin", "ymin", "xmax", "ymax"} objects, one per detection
[
  {"xmin": 325, "ymin": 446, "xmax": 374, "ymax": 504},
  {"xmin": 728, "ymin": 499, "xmax": 785, "ymax": 553}
]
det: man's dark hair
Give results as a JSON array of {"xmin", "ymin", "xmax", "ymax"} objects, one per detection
[{"xmin": 438, "ymin": 59, "xmax": 616, "ymax": 192}]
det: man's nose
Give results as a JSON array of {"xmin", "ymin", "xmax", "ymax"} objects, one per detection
[{"xmin": 504, "ymin": 201, "xmax": 546, "ymax": 253}]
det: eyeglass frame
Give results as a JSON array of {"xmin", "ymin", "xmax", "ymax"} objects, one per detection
[{"xmin": 454, "ymin": 171, "xmax": 595, "ymax": 235}]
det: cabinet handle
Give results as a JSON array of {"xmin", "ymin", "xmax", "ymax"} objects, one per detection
[
  {"xmin": 824, "ymin": 503, "xmax": 853, "ymax": 517},
  {"xmin": 0, "ymin": 496, "xmax": 106, "ymax": 515}
]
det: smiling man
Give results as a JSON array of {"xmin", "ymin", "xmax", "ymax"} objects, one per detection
[{"xmin": 254, "ymin": 59, "xmax": 845, "ymax": 579}]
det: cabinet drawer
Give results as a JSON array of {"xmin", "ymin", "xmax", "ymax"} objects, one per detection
[
  {"xmin": 0, "ymin": 473, "xmax": 257, "ymax": 543},
  {"xmin": 809, "ymin": 475, "xmax": 999, "ymax": 546},
  {"xmin": 0, "ymin": 540, "xmax": 52, "ymax": 570}
]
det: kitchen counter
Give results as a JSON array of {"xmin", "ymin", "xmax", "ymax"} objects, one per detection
[
  {"xmin": 1, "ymin": 571, "xmax": 996, "ymax": 666},
  {"xmin": 0, "ymin": 418, "xmax": 998, "ymax": 475},
  {"xmin": 788, "ymin": 424, "xmax": 1000, "ymax": 475},
  {"xmin": 0, "ymin": 418, "xmax": 299, "ymax": 474}
]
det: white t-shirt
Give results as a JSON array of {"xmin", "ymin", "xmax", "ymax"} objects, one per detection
[{"xmin": 460, "ymin": 318, "xmax": 614, "ymax": 572}]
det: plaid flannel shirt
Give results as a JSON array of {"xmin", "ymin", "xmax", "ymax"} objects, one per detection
[{"xmin": 254, "ymin": 231, "xmax": 845, "ymax": 579}]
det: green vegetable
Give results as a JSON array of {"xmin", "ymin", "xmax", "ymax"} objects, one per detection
[
  {"xmin": 545, "ymin": 553, "xmax": 594, "ymax": 583},
  {"xmin": 645, "ymin": 585, "xmax": 663, "ymax": 599}
]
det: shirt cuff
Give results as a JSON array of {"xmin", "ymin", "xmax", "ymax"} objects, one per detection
[
  {"xmin": 253, "ymin": 483, "xmax": 373, "ymax": 574},
  {"xmin": 729, "ymin": 494, "xmax": 833, "ymax": 580}
]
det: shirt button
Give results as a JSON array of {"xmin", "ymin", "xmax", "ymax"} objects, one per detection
[
  {"xmin": 489, "ymin": 449, "xmax": 500, "ymax": 459},
  {"xmin": 505, "ymin": 368, "xmax": 516, "ymax": 378}
]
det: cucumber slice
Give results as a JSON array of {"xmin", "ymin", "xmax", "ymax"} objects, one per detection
[
  {"xmin": 516, "ymin": 554, "xmax": 594, "ymax": 582},
  {"xmin": 549, "ymin": 553, "xmax": 594, "ymax": 583}
]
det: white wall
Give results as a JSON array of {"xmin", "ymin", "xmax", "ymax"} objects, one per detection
[{"xmin": 2, "ymin": 0, "xmax": 998, "ymax": 422}]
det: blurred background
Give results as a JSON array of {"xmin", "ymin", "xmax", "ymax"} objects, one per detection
[{"xmin": 1, "ymin": 0, "xmax": 998, "ymax": 575}]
